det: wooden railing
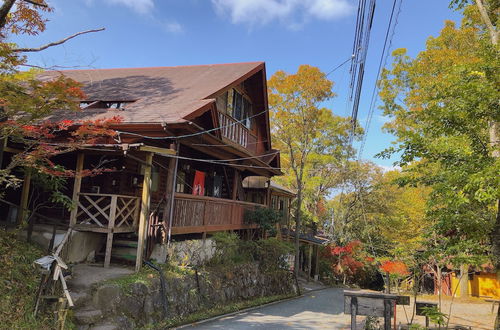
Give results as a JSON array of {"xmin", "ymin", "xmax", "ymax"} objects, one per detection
[
  {"xmin": 219, "ymin": 112, "xmax": 252, "ymax": 149},
  {"xmin": 171, "ymin": 193, "xmax": 261, "ymax": 234},
  {"xmin": 75, "ymin": 193, "xmax": 140, "ymax": 231}
]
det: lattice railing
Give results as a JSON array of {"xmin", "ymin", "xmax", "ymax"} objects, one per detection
[{"xmin": 76, "ymin": 193, "xmax": 140, "ymax": 229}]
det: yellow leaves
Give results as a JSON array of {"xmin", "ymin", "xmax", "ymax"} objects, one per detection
[{"xmin": 469, "ymin": 70, "xmax": 485, "ymax": 77}]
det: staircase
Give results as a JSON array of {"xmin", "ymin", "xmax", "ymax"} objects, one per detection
[{"xmin": 68, "ymin": 264, "xmax": 133, "ymax": 329}]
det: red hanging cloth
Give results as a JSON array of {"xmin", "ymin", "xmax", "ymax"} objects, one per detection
[{"xmin": 192, "ymin": 170, "xmax": 205, "ymax": 196}]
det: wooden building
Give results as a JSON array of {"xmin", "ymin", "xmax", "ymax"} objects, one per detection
[
  {"xmin": 242, "ymin": 176, "xmax": 295, "ymax": 229},
  {"xmin": 1, "ymin": 62, "xmax": 284, "ymax": 270}
]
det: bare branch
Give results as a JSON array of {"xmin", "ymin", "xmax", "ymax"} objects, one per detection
[
  {"xmin": 12, "ymin": 28, "xmax": 105, "ymax": 53},
  {"xmin": 22, "ymin": 0, "xmax": 48, "ymax": 7},
  {"xmin": 20, "ymin": 63, "xmax": 97, "ymax": 71}
]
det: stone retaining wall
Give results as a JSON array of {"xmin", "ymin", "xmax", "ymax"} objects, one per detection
[{"xmin": 78, "ymin": 263, "xmax": 295, "ymax": 328}]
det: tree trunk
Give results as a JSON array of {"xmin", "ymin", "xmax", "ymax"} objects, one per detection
[
  {"xmin": 294, "ymin": 187, "xmax": 302, "ymax": 280},
  {"xmin": 436, "ymin": 267, "xmax": 442, "ymax": 311},
  {"xmin": 0, "ymin": 0, "xmax": 16, "ymax": 30},
  {"xmin": 459, "ymin": 264, "xmax": 469, "ymax": 298},
  {"xmin": 475, "ymin": 0, "xmax": 500, "ymax": 270}
]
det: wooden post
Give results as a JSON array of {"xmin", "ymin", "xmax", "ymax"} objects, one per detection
[
  {"xmin": 393, "ymin": 300, "xmax": 397, "ymax": 330},
  {"xmin": 383, "ymin": 299, "xmax": 392, "ymax": 330},
  {"xmin": 314, "ymin": 245, "xmax": 320, "ymax": 280},
  {"xmin": 69, "ymin": 153, "xmax": 84, "ymax": 227},
  {"xmin": 17, "ymin": 169, "xmax": 31, "ymax": 225},
  {"xmin": 232, "ymin": 169, "xmax": 239, "ymax": 200},
  {"xmin": 136, "ymin": 152, "xmax": 153, "ymax": 272},
  {"xmin": 265, "ymin": 179, "xmax": 271, "ymax": 206},
  {"xmin": 104, "ymin": 195, "xmax": 117, "ymax": 268},
  {"xmin": 0, "ymin": 138, "xmax": 5, "ymax": 170},
  {"xmin": 350, "ymin": 297, "xmax": 358, "ymax": 330},
  {"xmin": 162, "ymin": 143, "xmax": 177, "ymax": 244},
  {"xmin": 307, "ymin": 244, "xmax": 313, "ymax": 280}
]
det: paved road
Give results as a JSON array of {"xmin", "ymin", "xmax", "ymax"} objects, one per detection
[{"xmin": 184, "ymin": 288, "xmax": 352, "ymax": 330}]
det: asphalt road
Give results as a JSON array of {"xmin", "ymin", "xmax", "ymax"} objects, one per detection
[{"xmin": 184, "ymin": 288, "xmax": 352, "ymax": 330}]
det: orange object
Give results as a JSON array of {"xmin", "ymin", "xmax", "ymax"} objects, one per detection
[{"xmin": 192, "ymin": 171, "xmax": 205, "ymax": 196}]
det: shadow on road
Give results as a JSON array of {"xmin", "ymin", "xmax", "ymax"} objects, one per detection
[{"xmin": 187, "ymin": 288, "xmax": 350, "ymax": 329}]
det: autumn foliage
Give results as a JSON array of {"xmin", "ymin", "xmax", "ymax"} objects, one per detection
[
  {"xmin": 1, "ymin": 116, "xmax": 122, "ymax": 178},
  {"xmin": 379, "ymin": 260, "xmax": 410, "ymax": 277},
  {"xmin": 324, "ymin": 240, "xmax": 368, "ymax": 278}
]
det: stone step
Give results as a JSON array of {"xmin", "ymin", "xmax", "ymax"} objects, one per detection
[
  {"xmin": 74, "ymin": 308, "xmax": 103, "ymax": 325},
  {"xmin": 90, "ymin": 322, "xmax": 120, "ymax": 330},
  {"xmin": 71, "ymin": 291, "xmax": 91, "ymax": 308}
]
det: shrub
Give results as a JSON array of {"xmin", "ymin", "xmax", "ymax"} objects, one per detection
[
  {"xmin": 209, "ymin": 232, "xmax": 254, "ymax": 265},
  {"xmin": 255, "ymin": 238, "xmax": 293, "ymax": 271},
  {"xmin": 244, "ymin": 207, "xmax": 282, "ymax": 236},
  {"xmin": 208, "ymin": 232, "xmax": 293, "ymax": 273}
]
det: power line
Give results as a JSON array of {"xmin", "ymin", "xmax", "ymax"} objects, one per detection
[
  {"xmin": 112, "ymin": 55, "xmax": 353, "ymax": 143},
  {"xmin": 347, "ymin": 0, "xmax": 377, "ymax": 147},
  {"xmin": 358, "ymin": 0, "xmax": 402, "ymax": 159}
]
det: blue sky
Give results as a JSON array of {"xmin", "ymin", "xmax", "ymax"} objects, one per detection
[{"xmin": 15, "ymin": 0, "xmax": 462, "ymax": 169}]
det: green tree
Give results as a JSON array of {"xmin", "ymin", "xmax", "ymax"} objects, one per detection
[
  {"xmin": 268, "ymin": 65, "xmax": 356, "ymax": 278},
  {"xmin": 331, "ymin": 162, "xmax": 430, "ymax": 260},
  {"xmin": 378, "ymin": 6, "xmax": 499, "ymax": 266}
]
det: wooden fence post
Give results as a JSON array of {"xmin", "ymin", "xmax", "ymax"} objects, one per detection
[
  {"xmin": 307, "ymin": 244, "xmax": 313, "ymax": 280},
  {"xmin": 136, "ymin": 152, "xmax": 153, "ymax": 272},
  {"xmin": 383, "ymin": 299, "xmax": 392, "ymax": 330},
  {"xmin": 104, "ymin": 195, "xmax": 117, "ymax": 268},
  {"xmin": 69, "ymin": 153, "xmax": 84, "ymax": 227},
  {"xmin": 350, "ymin": 297, "xmax": 358, "ymax": 330}
]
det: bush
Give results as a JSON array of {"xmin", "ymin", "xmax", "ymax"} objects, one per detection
[
  {"xmin": 208, "ymin": 232, "xmax": 293, "ymax": 273},
  {"xmin": 255, "ymin": 238, "xmax": 293, "ymax": 271},
  {"xmin": 244, "ymin": 207, "xmax": 281, "ymax": 236},
  {"xmin": 209, "ymin": 232, "xmax": 254, "ymax": 265}
]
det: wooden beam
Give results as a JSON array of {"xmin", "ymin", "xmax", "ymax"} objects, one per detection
[
  {"xmin": 0, "ymin": 138, "xmax": 5, "ymax": 167},
  {"xmin": 308, "ymin": 244, "xmax": 313, "ymax": 280},
  {"xmin": 136, "ymin": 152, "xmax": 153, "ymax": 272},
  {"xmin": 232, "ymin": 169, "xmax": 239, "ymax": 200},
  {"xmin": 163, "ymin": 143, "xmax": 178, "ymax": 245},
  {"xmin": 139, "ymin": 145, "xmax": 176, "ymax": 156},
  {"xmin": 170, "ymin": 223, "xmax": 258, "ymax": 235},
  {"xmin": 69, "ymin": 153, "xmax": 84, "ymax": 227},
  {"xmin": 104, "ymin": 195, "xmax": 117, "ymax": 268},
  {"xmin": 17, "ymin": 169, "xmax": 31, "ymax": 224},
  {"xmin": 314, "ymin": 245, "xmax": 320, "ymax": 280}
]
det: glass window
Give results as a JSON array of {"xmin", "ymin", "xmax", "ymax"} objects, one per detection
[
  {"xmin": 226, "ymin": 90, "xmax": 233, "ymax": 116},
  {"xmin": 233, "ymin": 91, "xmax": 243, "ymax": 120}
]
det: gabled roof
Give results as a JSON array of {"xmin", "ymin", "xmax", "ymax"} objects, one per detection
[
  {"xmin": 283, "ymin": 229, "xmax": 330, "ymax": 246},
  {"xmin": 38, "ymin": 62, "xmax": 265, "ymax": 124}
]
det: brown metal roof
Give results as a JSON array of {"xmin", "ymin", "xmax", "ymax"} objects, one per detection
[{"xmin": 38, "ymin": 62, "xmax": 265, "ymax": 124}]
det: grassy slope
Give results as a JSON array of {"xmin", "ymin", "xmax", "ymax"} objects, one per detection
[{"xmin": 0, "ymin": 229, "xmax": 52, "ymax": 329}]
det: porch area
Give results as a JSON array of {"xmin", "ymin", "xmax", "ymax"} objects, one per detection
[{"xmin": 11, "ymin": 137, "xmax": 276, "ymax": 271}]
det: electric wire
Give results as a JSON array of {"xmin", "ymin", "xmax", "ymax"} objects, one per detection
[
  {"xmin": 358, "ymin": 0, "xmax": 403, "ymax": 160},
  {"xmin": 111, "ymin": 55, "xmax": 353, "ymax": 143}
]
